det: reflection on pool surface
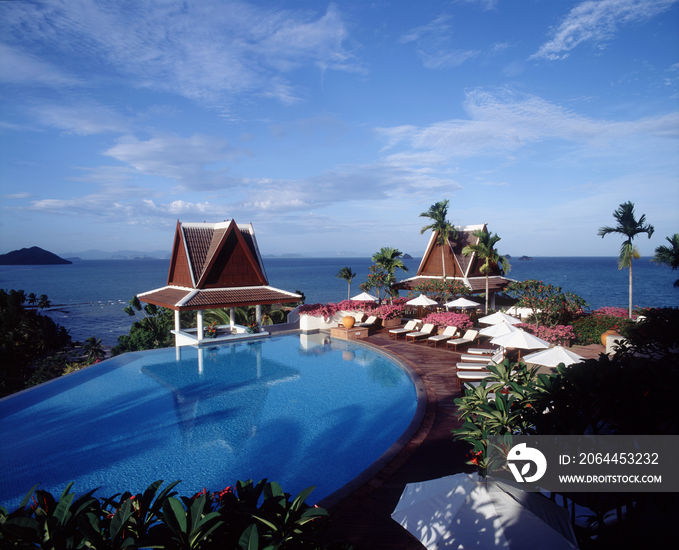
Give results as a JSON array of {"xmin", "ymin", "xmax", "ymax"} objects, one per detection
[{"xmin": 0, "ymin": 333, "xmax": 417, "ymax": 508}]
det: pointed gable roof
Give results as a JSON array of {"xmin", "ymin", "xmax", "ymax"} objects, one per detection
[
  {"xmin": 167, "ymin": 220, "xmax": 268, "ymax": 289},
  {"xmin": 140, "ymin": 219, "xmax": 301, "ymax": 311}
]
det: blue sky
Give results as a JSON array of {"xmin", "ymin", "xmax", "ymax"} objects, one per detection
[{"xmin": 1, "ymin": 0, "xmax": 677, "ymax": 258}]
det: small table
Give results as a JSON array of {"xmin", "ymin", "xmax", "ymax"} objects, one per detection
[{"xmin": 330, "ymin": 326, "xmax": 370, "ymax": 340}]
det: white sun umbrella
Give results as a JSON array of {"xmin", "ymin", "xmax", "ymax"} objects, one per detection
[
  {"xmin": 479, "ymin": 320, "xmax": 521, "ymax": 338},
  {"xmin": 444, "ymin": 297, "xmax": 479, "ymax": 309},
  {"xmin": 478, "ymin": 311, "xmax": 522, "ymax": 325},
  {"xmin": 350, "ymin": 291, "xmax": 377, "ymax": 302},
  {"xmin": 406, "ymin": 294, "xmax": 438, "ymax": 307},
  {"xmin": 391, "ymin": 473, "xmax": 578, "ymax": 550},
  {"xmin": 491, "ymin": 329, "xmax": 550, "ymax": 361},
  {"xmin": 523, "ymin": 345, "xmax": 585, "ymax": 367}
]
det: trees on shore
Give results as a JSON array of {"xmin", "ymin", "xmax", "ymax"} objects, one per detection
[
  {"xmin": 335, "ymin": 266, "xmax": 356, "ymax": 300},
  {"xmin": 462, "ymin": 228, "xmax": 511, "ymax": 314},
  {"xmin": 598, "ymin": 201, "xmax": 654, "ymax": 319},
  {"xmin": 419, "ymin": 199, "xmax": 457, "ymax": 279}
]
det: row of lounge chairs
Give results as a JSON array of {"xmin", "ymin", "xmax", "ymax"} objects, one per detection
[{"xmin": 389, "ymin": 321, "xmax": 481, "ymax": 351}]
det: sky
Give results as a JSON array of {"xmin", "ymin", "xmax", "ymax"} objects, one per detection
[{"xmin": 1, "ymin": 0, "xmax": 678, "ymax": 258}]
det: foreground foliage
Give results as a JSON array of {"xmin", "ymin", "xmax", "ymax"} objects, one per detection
[{"xmin": 0, "ymin": 479, "xmax": 353, "ymax": 550}]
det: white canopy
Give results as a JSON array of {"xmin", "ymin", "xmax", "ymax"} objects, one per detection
[
  {"xmin": 444, "ymin": 297, "xmax": 479, "ymax": 309},
  {"xmin": 479, "ymin": 321, "xmax": 520, "ymax": 338},
  {"xmin": 391, "ymin": 473, "xmax": 578, "ymax": 550},
  {"xmin": 491, "ymin": 330, "xmax": 550, "ymax": 351},
  {"xmin": 406, "ymin": 294, "xmax": 438, "ymax": 306},
  {"xmin": 350, "ymin": 291, "xmax": 377, "ymax": 302},
  {"xmin": 523, "ymin": 345, "xmax": 585, "ymax": 367},
  {"xmin": 478, "ymin": 311, "xmax": 522, "ymax": 325}
]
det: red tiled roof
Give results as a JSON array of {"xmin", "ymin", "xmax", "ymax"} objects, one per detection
[
  {"xmin": 394, "ymin": 275, "xmax": 512, "ymax": 294},
  {"xmin": 139, "ymin": 285, "xmax": 301, "ymax": 311}
]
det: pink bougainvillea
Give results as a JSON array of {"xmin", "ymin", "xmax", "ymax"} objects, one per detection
[
  {"xmin": 593, "ymin": 306, "xmax": 637, "ymax": 320},
  {"xmin": 517, "ymin": 323, "xmax": 576, "ymax": 345},
  {"xmin": 421, "ymin": 311, "xmax": 473, "ymax": 330}
]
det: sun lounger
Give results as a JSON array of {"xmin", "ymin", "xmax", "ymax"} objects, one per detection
[
  {"xmin": 427, "ymin": 326, "xmax": 458, "ymax": 347},
  {"xmin": 459, "ymin": 349, "xmax": 504, "ymax": 363},
  {"xmin": 456, "ymin": 363, "xmax": 491, "ymax": 370},
  {"xmin": 456, "ymin": 369, "xmax": 493, "ymax": 388},
  {"xmin": 389, "ymin": 320, "xmax": 420, "ymax": 339},
  {"xmin": 405, "ymin": 323, "xmax": 435, "ymax": 343},
  {"xmin": 465, "ymin": 347, "xmax": 499, "ymax": 355},
  {"xmin": 445, "ymin": 329, "xmax": 479, "ymax": 351},
  {"xmin": 355, "ymin": 315, "xmax": 377, "ymax": 327}
]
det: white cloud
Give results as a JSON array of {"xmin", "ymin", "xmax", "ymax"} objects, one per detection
[
  {"xmin": 377, "ymin": 88, "xmax": 679, "ymax": 159},
  {"xmin": 0, "ymin": 43, "xmax": 81, "ymax": 87},
  {"xmin": 0, "ymin": 0, "xmax": 361, "ymax": 106},
  {"xmin": 531, "ymin": 0, "xmax": 678, "ymax": 60},
  {"xmin": 31, "ymin": 103, "xmax": 130, "ymax": 135},
  {"xmin": 104, "ymin": 134, "xmax": 251, "ymax": 190}
]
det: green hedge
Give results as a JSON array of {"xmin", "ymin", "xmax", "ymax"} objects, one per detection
[{"xmin": 570, "ymin": 314, "xmax": 634, "ymax": 346}]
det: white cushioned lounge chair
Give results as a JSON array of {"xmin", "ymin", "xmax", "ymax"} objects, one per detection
[
  {"xmin": 389, "ymin": 320, "xmax": 420, "ymax": 339},
  {"xmin": 355, "ymin": 315, "xmax": 378, "ymax": 327},
  {"xmin": 459, "ymin": 349, "xmax": 505, "ymax": 364},
  {"xmin": 427, "ymin": 326, "xmax": 458, "ymax": 347},
  {"xmin": 405, "ymin": 323, "xmax": 436, "ymax": 343},
  {"xmin": 445, "ymin": 329, "xmax": 479, "ymax": 351}
]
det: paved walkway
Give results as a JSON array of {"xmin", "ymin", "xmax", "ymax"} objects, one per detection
[{"xmin": 322, "ymin": 328, "xmax": 605, "ymax": 549}]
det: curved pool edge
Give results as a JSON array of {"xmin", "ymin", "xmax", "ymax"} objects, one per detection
[{"xmin": 316, "ymin": 335, "xmax": 430, "ymax": 509}]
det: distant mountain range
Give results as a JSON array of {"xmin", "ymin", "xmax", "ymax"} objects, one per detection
[
  {"xmin": 58, "ymin": 249, "xmax": 172, "ymax": 260},
  {"xmin": 0, "ymin": 246, "xmax": 72, "ymax": 265}
]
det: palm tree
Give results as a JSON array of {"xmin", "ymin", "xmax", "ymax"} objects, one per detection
[
  {"xmin": 462, "ymin": 229, "xmax": 511, "ymax": 314},
  {"xmin": 27, "ymin": 293, "xmax": 38, "ymax": 307},
  {"xmin": 372, "ymin": 247, "xmax": 408, "ymax": 300},
  {"xmin": 37, "ymin": 294, "xmax": 51, "ymax": 310},
  {"xmin": 598, "ymin": 202, "xmax": 654, "ymax": 318},
  {"xmin": 419, "ymin": 200, "xmax": 458, "ymax": 279},
  {"xmin": 652, "ymin": 233, "xmax": 679, "ymax": 288},
  {"xmin": 83, "ymin": 336, "xmax": 105, "ymax": 362},
  {"xmin": 335, "ymin": 267, "xmax": 357, "ymax": 300}
]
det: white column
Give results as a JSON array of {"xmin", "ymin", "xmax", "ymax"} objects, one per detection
[
  {"xmin": 197, "ymin": 310, "xmax": 204, "ymax": 341},
  {"xmin": 230, "ymin": 307, "xmax": 235, "ymax": 330},
  {"xmin": 174, "ymin": 310, "xmax": 181, "ymax": 347},
  {"xmin": 256, "ymin": 304, "xmax": 262, "ymax": 330},
  {"xmin": 197, "ymin": 347, "xmax": 204, "ymax": 374}
]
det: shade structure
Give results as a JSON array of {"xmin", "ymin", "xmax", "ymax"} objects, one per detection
[
  {"xmin": 479, "ymin": 321, "xmax": 521, "ymax": 338},
  {"xmin": 407, "ymin": 294, "xmax": 438, "ymax": 307},
  {"xmin": 444, "ymin": 297, "xmax": 479, "ymax": 309},
  {"xmin": 479, "ymin": 311, "xmax": 522, "ymax": 325},
  {"xmin": 350, "ymin": 291, "xmax": 377, "ymax": 302},
  {"xmin": 391, "ymin": 473, "xmax": 578, "ymax": 550},
  {"xmin": 523, "ymin": 345, "xmax": 585, "ymax": 367},
  {"xmin": 491, "ymin": 330, "xmax": 550, "ymax": 350}
]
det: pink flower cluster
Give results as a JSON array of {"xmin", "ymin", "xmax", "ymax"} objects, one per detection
[
  {"xmin": 517, "ymin": 323, "xmax": 576, "ymax": 345},
  {"xmin": 297, "ymin": 297, "xmax": 409, "ymax": 319},
  {"xmin": 593, "ymin": 306, "xmax": 636, "ymax": 320},
  {"xmin": 422, "ymin": 311, "xmax": 473, "ymax": 329}
]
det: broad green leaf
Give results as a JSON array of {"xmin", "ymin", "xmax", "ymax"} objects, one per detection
[
  {"xmin": 239, "ymin": 524, "xmax": 259, "ymax": 550},
  {"xmin": 163, "ymin": 497, "xmax": 187, "ymax": 536}
]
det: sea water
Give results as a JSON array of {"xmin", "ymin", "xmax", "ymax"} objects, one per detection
[{"xmin": 0, "ymin": 257, "xmax": 677, "ymax": 347}]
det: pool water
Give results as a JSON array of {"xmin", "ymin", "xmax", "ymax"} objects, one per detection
[{"xmin": 0, "ymin": 334, "xmax": 417, "ymax": 509}]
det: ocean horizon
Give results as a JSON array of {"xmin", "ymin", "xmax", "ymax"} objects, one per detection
[{"xmin": 1, "ymin": 256, "xmax": 677, "ymax": 347}]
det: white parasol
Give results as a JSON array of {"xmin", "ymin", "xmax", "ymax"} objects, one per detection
[
  {"xmin": 479, "ymin": 321, "xmax": 521, "ymax": 338},
  {"xmin": 406, "ymin": 294, "xmax": 438, "ymax": 307},
  {"xmin": 478, "ymin": 311, "xmax": 522, "ymax": 325},
  {"xmin": 350, "ymin": 291, "xmax": 377, "ymax": 302},
  {"xmin": 391, "ymin": 473, "xmax": 578, "ymax": 550},
  {"xmin": 490, "ymin": 330, "xmax": 550, "ymax": 361},
  {"xmin": 523, "ymin": 345, "xmax": 585, "ymax": 367},
  {"xmin": 444, "ymin": 297, "xmax": 479, "ymax": 309}
]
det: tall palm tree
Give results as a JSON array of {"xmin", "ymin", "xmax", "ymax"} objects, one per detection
[
  {"xmin": 84, "ymin": 336, "xmax": 105, "ymax": 362},
  {"xmin": 652, "ymin": 233, "xmax": 679, "ymax": 288},
  {"xmin": 598, "ymin": 202, "xmax": 654, "ymax": 319},
  {"xmin": 335, "ymin": 266, "xmax": 357, "ymax": 300},
  {"xmin": 462, "ymin": 229, "xmax": 511, "ymax": 314},
  {"xmin": 26, "ymin": 293, "xmax": 38, "ymax": 307},
  {"xmin": 37, "ymin": 294, "xmax": 51, "ymax": 310},
  {"xmin": 419, "ymin": 199, "xmax": 458, "ymax": 279},
  {"xmin": 372, "ymin": 247, "xmax": 408, "ymax": 299}
]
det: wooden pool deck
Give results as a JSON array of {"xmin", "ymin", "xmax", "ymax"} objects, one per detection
[{"xmin": 322, "ymin": 327, "xmax": 605, "ymax": 549}]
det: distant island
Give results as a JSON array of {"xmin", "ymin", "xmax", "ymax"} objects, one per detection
[
  {"xmin": 403, "ymin": 253, "xmax": 413, "ymax": 260},
  {"xmin": 0, "ymin": 246, "xmax": 72, "ymax": 265},
  {"xmin": 518, "ymin": 255, "xmax": 533, "ymax": 261}
]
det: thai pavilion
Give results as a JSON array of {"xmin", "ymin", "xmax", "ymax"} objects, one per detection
[
  {"xmin": 138, "ymin": 220, "xmax": 301, "ymax": 346},
  {"xmin": 393, "ymin": 223, "xmax": 512, "ymax": 308}
]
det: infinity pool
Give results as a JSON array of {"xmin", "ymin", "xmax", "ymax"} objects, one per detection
[{"xmin": 0, "ymin": 334, "xmax": 418, "ymax": 508}]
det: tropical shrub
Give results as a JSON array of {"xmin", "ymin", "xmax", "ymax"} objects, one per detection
[
  {"xmin": 516, "ymin": 323, "xmax": 576, "ymax": 346},
  {"xmin": 0, "ymin": 289, "xmax": 73, "ymax": 396},
  {"xmin": 359, "ymin": 264, "xmax": 392, "ymax": 303},
  {"xmin": 421, "ymin": 311, "xmax": 473, "ymax": 330},
  {"xmin": 371, "ymin": 298, "xmax": 407, "ymax": 319},
  {"xmin": 570, "ymin": 314, "xmax": 634, "ymax": 346},
  {"xmin": 505, "ymin": 280, "xmax": 586, "ymax": 327},
  {"xmin": 592, "ymin": 306, "xmax": 635, "ymax": 319},
  {"xmin": 0, "ymin": 479, "xmax": 354, "ymax": 549}
]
